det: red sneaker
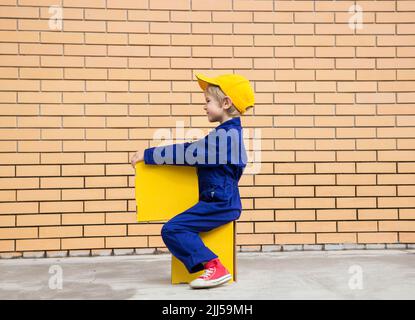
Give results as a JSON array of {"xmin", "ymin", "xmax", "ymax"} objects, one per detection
[{"xmin": 189, "ymin": 258, "xmax": 232, "ymax": 289}]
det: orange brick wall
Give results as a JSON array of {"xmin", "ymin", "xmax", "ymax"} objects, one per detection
[{"xmin": 0, "ymin": 0, "xmax": 415, "ymax": 257}]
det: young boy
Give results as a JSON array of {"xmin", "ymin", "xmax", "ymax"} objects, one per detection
[{"xmin": 130, "ymin": 73, "xmax": 255, "ymax": 289}]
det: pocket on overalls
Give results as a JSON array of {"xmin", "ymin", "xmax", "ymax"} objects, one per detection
[
  {"xmin": 199, "ymin": 185, "xmax": 215, "ymax": 202},
  {"xmin": 210, "ymin": 184, "xmax": 232, "ymax": 202}
]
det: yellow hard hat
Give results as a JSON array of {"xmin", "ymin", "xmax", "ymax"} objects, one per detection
[{"xmin": 195, "ymin": 73, "xmax": 255, "ymax": 114}]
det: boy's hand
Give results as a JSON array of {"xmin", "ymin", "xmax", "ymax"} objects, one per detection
[{"xmin": 130, "ymin": 149, "xmax": 144, "ymax": 169}]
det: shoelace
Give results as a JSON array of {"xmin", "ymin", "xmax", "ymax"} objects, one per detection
[{"xmin": 200, "ymin": 267, "xmax": 215, "ymax": 279}]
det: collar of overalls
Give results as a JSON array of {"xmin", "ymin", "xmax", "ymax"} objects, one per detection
[{"xmin": 215, "ymin": 117, "xmax": 241, "ymax": 130}]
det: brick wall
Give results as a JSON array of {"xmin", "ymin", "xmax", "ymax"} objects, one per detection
[{"xmin": 0, "ymin": 0, "xmax": 414, "ymax": 258}]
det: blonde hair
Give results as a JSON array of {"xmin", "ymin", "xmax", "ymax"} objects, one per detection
[{"xmin": 206, "ymin": 84, "xmax": 242, "ymax": 118}]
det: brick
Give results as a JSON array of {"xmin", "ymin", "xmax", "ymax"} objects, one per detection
[
  {"xmin": 192, "ymin": 0, "xmax": 231, "ymax": 10},
  {"xmin": 297, "ymin": 222, "xmax": 336, "ymax": 233},
  {"xmin": 113, "ymin": 248, "xmax": 134, "ymax": 255},
  {"xmin": 317, "ymin": 233, "xmax": 357, "ymax": 244},
  {"xmin": 0, "ymin": 240, "xmax": 14, "ymax": 252},
  {"xmin": 22, "ymin": 251, "xmax": 46, "ymax": 258},
  {"xmin": 379, "ymin": 221, "xmax": 415, "ymax": 232},
  {"xmin": 106, "ymin": 188, "xmax": 134, "ymax": 201},
  {"xmin": 39, "ymin": 226, "xmax": 82, "ymax": 238},
  {"xmin": 385, "ymin": 243, "xmax": 407, "ymax": 250},
  {"xmin": 0, "ymin": 227, "xmax": 38, "ymax": 239},
  {"xmin": 84, "ymin": 200, "xmax": 126, "ymax": 212},
  {"xmin": 173, "ymin": 11, "xmax": 209, "ymax": 23},
  {"xmin": 61, "ymin": 213, "xmax": 105, "ymax": 225},
  {"xmin": 85, "ymin": 9, "xmax": 127, "ymax": 21},
  {"xmin": 400, "ymin": 233, "xmax": 415, "ymax": 243},
  {"xmin": 296, "ymin": 198, "xmax": 335, "ymax": 209},
  {"xmin": 105, "ymin": 212, "xmax": 137, "ymax": 227},
  {"xmin": 324, "ymin": 244, "xmax": 344, "ymax": 251},
  {"xmin": 128, "ymin": 223, "xmax": 162, "ymax": 236},
  {"xmin": 17, "ymin": 189, "xmax": 60, "ymax": 201},
  {"xmin": 46, "ymin": 250, "xmax": 69, "ymax": 258},
  {"xmin": 255, "ymin": 221, "xmax": 295, "ymax": 233},
  {"xmin": 276, "ymin": 210, "xmax": 315, "ymax": 221},
  {"xmin": 150, "ymin": 22, "xmax": 190, "ymax": 34},
  {"xmin": 148, "ymin": 235, "xmax": 164, "ymax": 247},
  {"xmin": 17, "ymin": 214, "xmax": 60, "ymax": 227},
  {"xmin": 338, "ymin": 197, "xmax": 377, "ymax": 209},
  {"xmin": 134, "ymin": 248, "xmax": 155, "ymax": 255},
  {"xmin": 0, "ymin": 177, "xmax": 39, "ymax": 190},
  {"xmin": 0, "ymin": 91, "xmax": 16, "ymax": 102},
  {"xmin": 0, "ymin": 202, "xmax": 38, "ymax": 215},
  {"xmin": 91, "ymin": 249, "xmax": 113, "ymax": 256},
  {"xmin": 282, "ymin": 244, "xmax": 303, "ymax": 251},
  {"xmin": 0, "ymin": 251, "xmax": 21, "ymax": 258},
  {"xmin": 85, "ymin": 33, "xmax": 128, "ymax": 45},
  {"xmin": 343, "ymin": 243, "xmax": 365, "ymax": 250},
  {"xmin": 84, "ymin": 225, "xmax": 126, "ymax": 237},
  {"xmin": 68, "ymin": 250, "xmax": 91, "ymax": 257},
  {"xmin": 16, "ymin": 239, "xmax": 60, "ymax": 251},
  {"xmin": 317, "ymin": 209, "xmax": 356, "ymax": 221},
  {"xmin": 18, "ymin": 141, "xmax": 62, "ymax": 153},
  {"xmin": 0, "ymin": 129, "xmax": 40, "ymax": 140},
  {"xmin": 379, "ymin": 196, "xmax": 415, "ymax": 209},
  {"xmin": 41, "ymin": 32, "xmax": 84, "ymax": 44},
  {"xmin": 261, "ymin": 244, "xmax": 282, "ymax": 252},
  {"xmin": 0, "ymin": 152, "xmax": 39, "ymax": 165},
  {"xmin": 63, "ymin": 20, "xmax": 106, "ymax": 32},
  {"xmin": 40, "ymin": 201, "xmax": 83, "ymax": 213},
  {"xmin": 275, "ymin": 233, "xmax": 315, "ymax": 245},
  {"xmin": 358, "ymin": 232, "xmax": 398, "ymax": 244},
  {"xmin": 154, "ymin": 248, "xmax": 169, "ymax": 254},
  {"xmin": 303, "ymin": 244, "xmax": 324, "ymax": 251},
  {"xmin": 0, "ymin": 7, "xmax": 39, "ymax": 18},
  {"xmin": 234, "ymin": 0, "xmax": 273, "ymax": 11},
  {"xmin": 237, "ymin": 233, "xmax": 273, "ymax": 245},
  {"xmin": 240, "ymin": 245, "xmax": 261, "ymax": 252},
  {"xmin": 62, "ymin": 189, "xmax": 104, "ymax": 201},
  {"xmin": 62, "ymin": 237, "xmax": 104, "ymax": 250},
  {"xmin": 0, "ymin": 191, "xmax": 15, "ymax": 202},
  {"xmin": 107, "ymin": 0, "xmax": 147, "ymax": 9},
  {"xmin": 40, "ymin": 177, "xmax": 83, "ymax": 189},
  {"xmin": 0, "ymin": 79, "xmax": 40, "ymax": 91},
  {"xmin": 365, "ymin": 244, "xmax": 386, "ymax": 250},
  {"xmin": 254, "ymin": 197, "xmax": 294, "ymax": 209},
  {"xmin": 240, "ymin": 210, "xmax": 274, "ymax": 222},
  {"xmin": 338, "ymin": 221, "xmax": 377, "ymax": 232},
  {"xmin": 106, "ymin": 236, "xmax": 147, "ymax": 248}
]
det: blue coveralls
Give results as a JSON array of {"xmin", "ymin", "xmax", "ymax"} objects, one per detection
[{"xmin": 143, "ymin": 117, "xmax": 247, "ymax": 273}]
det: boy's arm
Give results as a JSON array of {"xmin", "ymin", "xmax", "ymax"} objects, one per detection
[{"xmin": 143, "ymin": 136, "xmax": 220, "ymax": 168}]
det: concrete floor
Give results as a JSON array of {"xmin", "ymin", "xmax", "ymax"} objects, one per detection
[{"xmin": 0, "ymin": 249, "xmax": 414, "ymax": 300}]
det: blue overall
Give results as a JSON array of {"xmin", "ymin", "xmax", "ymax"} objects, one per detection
[{"xmin": 143, "ymin": 117, "xmax": 247, "ymax": 273}]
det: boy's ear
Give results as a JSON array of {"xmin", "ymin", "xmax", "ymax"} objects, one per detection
[{"xmin": 222, "ymin": 96, "xmax": 233, "ymax": 109}]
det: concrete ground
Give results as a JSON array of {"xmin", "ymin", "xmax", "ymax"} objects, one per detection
[{"xmin": 0, "ymin": 249, "xmax": 414, "ymax": 300}]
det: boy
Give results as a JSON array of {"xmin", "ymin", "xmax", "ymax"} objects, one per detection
[{"xmin": 130, "ymin": 73, "xmax": 255, "ymax": 289}]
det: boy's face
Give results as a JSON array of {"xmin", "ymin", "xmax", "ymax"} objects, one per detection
[{"xmin": 203, "ymin": 91, "xmax": 231, "ymax": 123}]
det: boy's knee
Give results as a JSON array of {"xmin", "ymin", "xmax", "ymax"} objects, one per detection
[
  {"xmin": 161, "ymin": 223, "xmax": 169, "ymax": 238},
  {"xmin": 161, "ymin": 221, "xmax": 177, "ymax": 237}
]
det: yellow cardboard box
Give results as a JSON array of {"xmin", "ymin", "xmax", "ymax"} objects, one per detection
[{"xmin": 135, "ymin": 161, "xmax": 236, "ymax": 284}]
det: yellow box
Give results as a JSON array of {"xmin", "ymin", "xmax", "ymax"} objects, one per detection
[
  {"xmin": 135, "ymin": 161, "xmax": 198, "ymax": 222},
  {"xmin": 171, "ymin": 220, "xmax": 236, "ymax": 284},
  {"xmin": 135, "ymin": 161, "xmax": 236, "ymax": 284}
]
